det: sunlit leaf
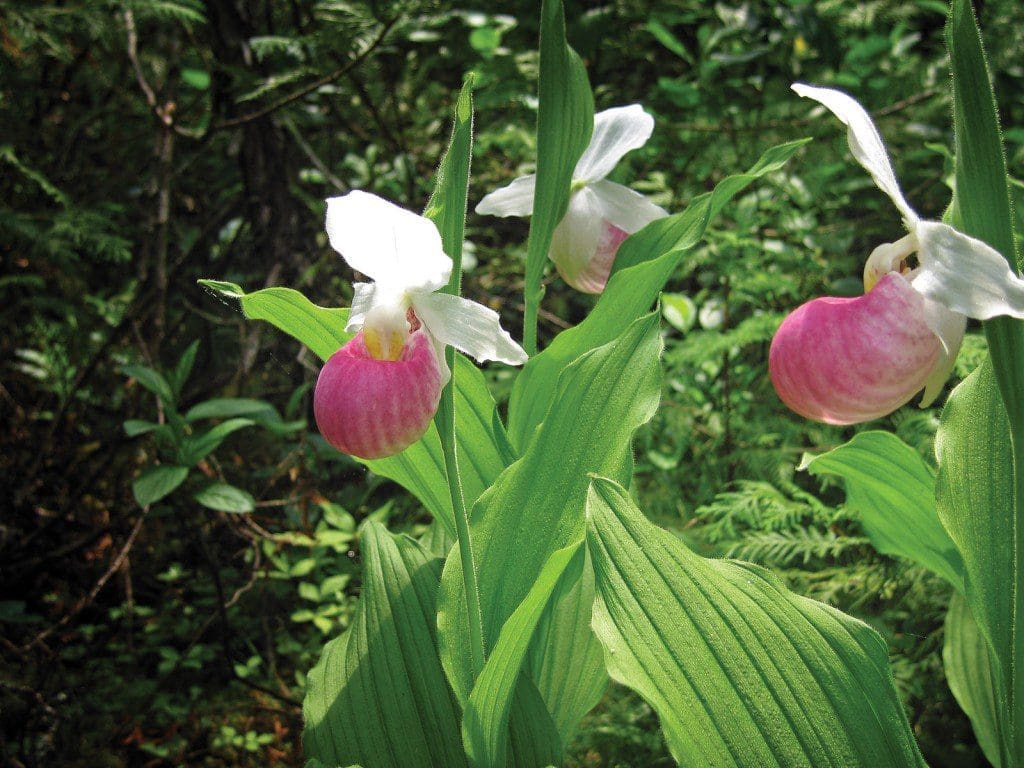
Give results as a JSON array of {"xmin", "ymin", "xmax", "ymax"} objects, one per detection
[{"xmin": 586, "ymin": 476, "xmax": 927, "ymax": 768}]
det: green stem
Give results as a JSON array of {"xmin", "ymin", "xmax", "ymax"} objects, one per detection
[
  {"xmin": 437, "ymin": 372, "xmax": 487, "ymax": 676},
  {"xmin": 523, "ymin": 292, "xmax": 539, "ymax": 357}
]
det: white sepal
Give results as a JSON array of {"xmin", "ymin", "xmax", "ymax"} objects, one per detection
[
  {"xmin": 912, "ymin": 221, "xmax": 1024, "ymax": 320},
  {"xmin": 475, "ymin": 174, "xmax": 537, "ymax": 217},
  {"xmin": 574, "ymin": 105, "xmax": 655, "ymax": 184},
  {"xmin": 792, "ymin": 83, "xmax": 918, "ymax": 225},
  {"xmin": 326, "ymin": 190, "xmax": 451, "ymax": 292},
  {"xmin": 589, "ymin": 178, "xmax": 668, "ymax": 233},
  {"xmin": 412, "ymin": 292, "xmax": 528, "ymax": 366}
]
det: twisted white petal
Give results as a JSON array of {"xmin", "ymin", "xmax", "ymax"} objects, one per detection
[
  {"xmin": 918, "ymin": 298, "xmax": 966, "ymax": 407},
  {"xmin": 574, "ymin": 105, "xmax": 655, "ymax": 184},
  {"xmin": 912, "ymin": 221, "xmax": 1024, "ymax": 320},
  {"xmin": 792, "ymin": 83, "xmax": 918, "ymax": 225},
  {"xmin": 549, "ymin": 186, "xmax": 605, "ymax": 287},
  {"xmin": 475, "ymin": 174, "xmax": 537, "ymax": 217},
  {"xmin": 412, "ymin": 292, "xmax": 528, "ymax": 365},
  {"xmin": 347, "ymin": 281, "xmax": 377, "ymax": 331},
  {"xmin": 326, "ymin": 191, "xmax": 451, "ymax": 293}
]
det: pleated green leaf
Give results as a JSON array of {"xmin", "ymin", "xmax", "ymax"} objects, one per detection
[
  {"xmin": 522, "ymin": 0, "xmax": 594, "ymax": 353},
  {"xmin": 585, "ymin": 476, "xmax": 927, "ymax": 768},
  {"xmin": 198, "ymin": 280, "xmax": 352, "ymax": 362},
  {"xmin": 438, "ymin": 311, "xmax": 663, "ymax": 713},
  {"xmin": 944, "ymin": 593, "xmax": 1002, "ymax": 767},
  {"xmin": 508, "ymin": 139, "xmax": 808, "ymax": 451},
  {"xmin": 526, "ymin": 548, "xmax": 608, "ymax": 745},
  {"xmin": 800, "ymin": 430, "xmax": 964, "ymax": 591},
  {"xmin": 936, "ymin": 359, "xmax": 1017, "ymax": 764},
  {"xmin": 302, "ymin": 522, "xmax": 467, "ymax": 768},
  {"xmin": 463, "ymin": 539, "xmax": 584, "ymax": 768}
]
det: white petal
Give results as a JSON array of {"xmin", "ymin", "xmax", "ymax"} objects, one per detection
[
  {"xmin": 792, "ymin": 83, "xmax": 919, "ymax": 225},
  {"xmin": 917, "ymin": 298, "xmax": 967, "ymax": 407},
  {"xmin": 573, "ymin": 105, "xmax": 655, "ymax": 184},
  {"xmin": 589, "ymin": 179, "xmax": 668, "ymax": 233},
  {"xmin": 411, "ymin": 292, "xmax": 528, "ymax": 366},
  {"xmin": 912, "ymin": 221, "xmax": 1024, "ymax": 320},
  {"xmin": 325, "ymin": 190, "xmax": 451, "ymax": 292},
  {"xmin": 549, "ymin": 187, "xmax": 605, "ymax": 290},
  {"xmin": 346, "ymin": 282, "xmax": 376, "ymax": 331},
  {"xmin": 475, "ymin": 174, "xmax": 537, "ymax": 217}
]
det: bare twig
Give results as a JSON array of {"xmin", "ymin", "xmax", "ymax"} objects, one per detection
[
  {"xmin": 281, "ymin": 116, "xmax": 348, "ymax": 192},
  {"xmin": 24, "ymin": 507, "xmax": 150, "ymax": 650}
]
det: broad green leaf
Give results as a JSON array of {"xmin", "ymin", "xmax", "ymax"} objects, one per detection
[
  {"xmin": 194, "ymin": 482, "xmax": 255, "ymax": 513},
  {"xmin": 177, "ymin": 417, "xmax": 255, "ymax": 466},
  {"xmin": 944, "ymin": 593, "xmax": 1002, "ymax": 767},
  {"xmin": 302, "ymin": 523, "xmax": 467, "ymax": 768},
  {"xmin": 133, "ymin": 465, "xmax": 189, "ymax": 507},
  {"xmin": 123, "ymin": 364, "xmax": 175, "ymax": 407},
  {"xmin": 463, "ymin": 539, "xmax": 583, "ymax": 768},
  {"xmin": 800, "ymin": 430, "xmax": 964, "ymax": 591},
  {"xmin": 508, "ymin": 139, "xmax": 808, "ymax": 450},
  {"xmin": 585, "ymin": 476, "xmax": 927, "ymax": 768},
  {"xmin": 438, "ymin": 312, "xmax": 662, "ymax": 707},
  {"xmin": 936, "ymin": 359, "xmax": 1017, "ymax": 764},
  {"xmin": 522, "ymin": 0, "xmax": 594, "ymax": 353},
  {"xmin": 364, "ymin": 355, "xmax": 512, "ymax": 540},
  {"xmin": 185, "ymin": 398, "xmax": 277, "ymax": 422},
  {"xmin": 526, "ymin": 547, "xmax": 607, "ymax": 746},
  {"xmin": 199, "ymin": 280, "xmax": 352, "ymax": 362}
]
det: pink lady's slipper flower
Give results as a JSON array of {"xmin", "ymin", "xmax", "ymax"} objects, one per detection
[
  {"xmin": 314, "ymin": 191, "xmax": 528, "ymax": 459},
  {"xmin": 476, "ymin": 105, "xmax": 668, "ymax": 294},
  {"xmin": 770, "ymin": 83, "xmax": 1024, "ymax": 424}
]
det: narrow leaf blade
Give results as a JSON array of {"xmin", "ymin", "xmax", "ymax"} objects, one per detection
[{"xmin": 944, "ymin": 593, "xmax": 1003, "ymax": 767}]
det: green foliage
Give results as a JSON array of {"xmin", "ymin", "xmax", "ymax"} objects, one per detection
[
  {"xmin": 586, "ymin": 476, "xmax": 926, "ymax": 767},
  {"xmin": 5, "ymin": 0, "xmax": 1024, "ymax": 764}
]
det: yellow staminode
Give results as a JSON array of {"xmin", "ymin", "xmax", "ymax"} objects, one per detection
[{"xmin": 364, "ymin": 326, "xmax": 405, "ymax": 361}]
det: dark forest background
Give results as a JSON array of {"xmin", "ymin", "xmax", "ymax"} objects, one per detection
[{"xmin": 2, "ymin": 1, "xmax": 1023, "ymax": 764}]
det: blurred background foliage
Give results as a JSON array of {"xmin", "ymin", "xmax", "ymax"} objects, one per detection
[{"xmin": 2, "ymin": 0, "xmax": 1023, "ymax": 765}]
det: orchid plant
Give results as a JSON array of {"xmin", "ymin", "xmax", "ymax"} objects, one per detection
[
  {"xmin": 315, "ymin": 191, "xmax": 526, "ymax": 459},
  {"xmin": 477, "ymin": 105, "xmax": 668, "ymax": 294},
  {"xmin": 769, "ymin": 83, "xmax": 1024, "ymax": 425},
  {"xmin": 199, "ymin": 1, "xmax": 1022, "ymax": 766}
]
